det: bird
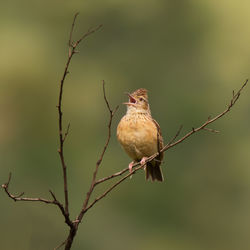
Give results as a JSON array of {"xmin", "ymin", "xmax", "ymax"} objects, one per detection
[{"xmin": 117, "ymin": 88, "xmax": 164, "ymax": 182}]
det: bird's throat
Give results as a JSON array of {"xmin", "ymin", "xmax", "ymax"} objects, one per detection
[{"xmin": 126, "ymin": 106, "xmax": 151, "ymax": 117}]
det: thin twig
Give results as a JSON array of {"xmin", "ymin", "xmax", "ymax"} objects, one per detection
[
  {"xmin": 69, "ymin": 13, "xmax": 79, "ymax": 47},
  {"xmin": 95, "ymin": 167, "xmax": 129, "ymax": 185},
  {"xmin": 2, "ymin": 173, "xmax": 51, "ymax": 203},
  {"xmin": 54, "ymin": 240, "xmax": 66, "ymax": 250},
  {"xmin": 73, "ymin": 25, "xmax": 103, "ymax": 48},
  {"xmin": 85, "ymin": 158, "xmax": 156, "ymax": 214},
  {"xmin": 1, "ymin": 172, "xmax": 74, "ymax": 228},
  {"xmin": 166, "ymin": 125, "xmax": 183, "ymax": 146},
  {"xmin": 49, "ymin": 190, "xmax": 74, "ymax": 228},
  {"xmin": 203, "ymin": 127, "xmax": 219, "ymax": 133},
  {"xmin": 76, "ymin": 81, "xmax": 118, "ymax": 226},
  {"xmin": 63, "ymin": 123, "xmax": 71, "ymax": 142}
]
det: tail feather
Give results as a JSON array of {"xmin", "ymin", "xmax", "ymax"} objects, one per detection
[{"xmin": 145, "ymin": 162, "xmax": 164, "ymax": 182}]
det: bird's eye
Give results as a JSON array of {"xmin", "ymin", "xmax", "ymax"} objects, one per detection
[{"xmin": 139, "ymin": 98, "xmax": 144, "ymax": 101}]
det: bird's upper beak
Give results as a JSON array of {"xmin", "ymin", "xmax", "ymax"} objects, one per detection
[{"xmin": 123, "ymin": 92, "xmax": 137, "ymax": 106}]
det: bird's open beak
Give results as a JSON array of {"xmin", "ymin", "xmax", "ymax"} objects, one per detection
[{"xmin": 123, "ymin": 92, "xmax": 137, "ymax": 106}]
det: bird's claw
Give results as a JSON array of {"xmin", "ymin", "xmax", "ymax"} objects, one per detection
[
  {"xmin": 140, "ymin": 157, "xmax": 148, "ymax": 170},
  {"xmin": 128, "ymin": 161, "xmax": 134, "ymax": 173}
]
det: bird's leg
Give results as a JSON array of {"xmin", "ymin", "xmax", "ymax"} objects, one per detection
[
  {"xmin": 128, "ymin": 161, "xmax": 135, "ymax": 173},
  {"xmin": 140, "ymin": 157, "xmax": 148, "ymax": 170}
]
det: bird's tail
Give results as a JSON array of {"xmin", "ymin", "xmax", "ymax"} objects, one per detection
[{"xmin": 145, "ymin": 162, "xmax": 164, "ymax": 182}]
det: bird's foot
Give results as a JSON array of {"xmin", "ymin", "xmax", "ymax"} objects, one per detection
[
  {"xmin": 140, "ymin": 157, "xmax": 148, "ymax": 170},
  {"xmin": 128, "ymin": 161, "xmax": 135, "ymax": 173}
]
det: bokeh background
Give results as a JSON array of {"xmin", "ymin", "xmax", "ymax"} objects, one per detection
[{"xmin": 1, "ymin": 1, "xmax": 250, "ymax": 249}]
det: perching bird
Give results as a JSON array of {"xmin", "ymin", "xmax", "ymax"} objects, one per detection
[{"xmin": 117, "ymin": 88, "xmax": 164, "ymax": 182}]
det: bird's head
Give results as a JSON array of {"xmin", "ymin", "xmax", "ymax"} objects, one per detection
[{"xmin": 124, "ymin": 88, "xmax": 150, "ymax": 114}]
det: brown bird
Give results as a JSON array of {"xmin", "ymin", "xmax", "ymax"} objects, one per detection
[{"xmin": 117, "ymin": 88, "xmax": 164, "ymax": 182}]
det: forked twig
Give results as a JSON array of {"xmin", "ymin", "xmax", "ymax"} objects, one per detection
[
  {"xmin": 1, "ymin": 173, "xmax": 51, "ymax": 203},
  {"xmin": 2, "ymin": 173, "xmax": 73, "ymax": 228}
]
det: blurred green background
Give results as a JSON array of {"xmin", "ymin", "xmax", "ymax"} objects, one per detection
[{"xmin": 1, "ymin": 1, "xmax": 250, "ymax": 249}]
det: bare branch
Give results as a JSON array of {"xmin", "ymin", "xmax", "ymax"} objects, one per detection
[
  {"xmin": 2, "ymin": 173, "xmax": 54, "ymax": 204},
  {"xmin": 57, "ymin": 13, "xmax": 103, "ymax": 217},
  {"xmin": 84, "ymin": 160, "xmax": 153, "ymax": 214},
  {"xmin": 74, "ymin": 25, "xmax": 103, "ymax": 49},
  {"xmin": 68, "ymin": 13, "xmax": 79, "ymax": 47},
  {"xmin": 1, "ymin": 173, "xmax": 74, "ymax": 229},
  {"xmin": 95, "ymin": 167, "xmax": 129, "ymax": 185},
  {"xmin": 76, "ymin": 80, "xmax": 118, "ymax": 226},
  {"xmin": 160, "ymin": 79, "xmax": 248, "ymax": 153},
  {"xmin": 49, "ymin": 190, "xmax": 74, "ymax": 228}
]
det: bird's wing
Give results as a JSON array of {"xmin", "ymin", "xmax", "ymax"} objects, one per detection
[{"xmin": 152, "ymin": 119, "xmax": 164, "ymax": 162}]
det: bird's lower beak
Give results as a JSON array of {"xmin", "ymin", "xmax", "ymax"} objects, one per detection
[
  {"xmin": 123, "ymin": 102, "xmax": 136, "ymax": 106},
  {"xmin": 123, "ymin": 92, "xmax": 136, "ymax": 105}
]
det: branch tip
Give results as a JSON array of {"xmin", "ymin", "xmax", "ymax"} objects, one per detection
[{"xmin": 203, "ymin": 127, "xmax": 219, "ymax": 133}]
